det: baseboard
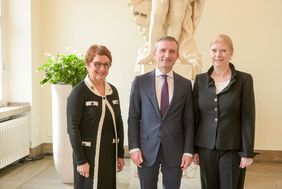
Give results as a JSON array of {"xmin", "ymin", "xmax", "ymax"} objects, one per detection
[
  {"xmin": 29, "ymin": 144, "xmax": 43, "ymax": 159},
  {"xmin": 29, "ymin": 143, "xmax": 53, "ymax": 159},
  {"xmin": 30, "ymin": 145, "xmax": 281, "ymax": 163},
  {"xmin": 42, "ymin": 143, "xmax": 53, "ymax": 154},
  {"xmin": 254, "ymin": 150, "xmax": 282, "ymax": 163}
]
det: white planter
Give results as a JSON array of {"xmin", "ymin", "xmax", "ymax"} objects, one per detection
[{"xmin": 52, "ymin": 84, "xmax": 73, "ymax": 183}]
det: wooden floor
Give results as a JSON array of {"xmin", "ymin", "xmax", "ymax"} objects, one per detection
[{"xmin": 0, "ymin": 155, "xmax": 282, "ymax": 189}]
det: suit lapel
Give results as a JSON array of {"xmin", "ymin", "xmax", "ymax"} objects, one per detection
[
  {"xmin": 147, "ymin": 70, "xmax": 162, "ymax": 118},
  {"xmin": 146, "ymin": 71, "xmax": 183, "ymax": 119}
]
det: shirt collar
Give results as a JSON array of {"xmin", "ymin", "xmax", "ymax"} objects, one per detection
[
  {"xmin": 84, "ymin": 75, "xmax": 113, "ymax": 96},
  {"xmin": 155, "ymin": 67, "xmax": 174, "ymax": 78},
  {"xmin": 207, "ymin": 63, "xmax": 237, "ymax": 87}
]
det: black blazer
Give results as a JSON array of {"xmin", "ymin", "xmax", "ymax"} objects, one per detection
[{"xmin": 193, "ymin": 63, "xmax": 255, "ymax": 158}]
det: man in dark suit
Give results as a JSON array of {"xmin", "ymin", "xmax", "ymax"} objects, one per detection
[{"xmin": 128, "ymin": 36, "xmax": 194, "ymax": 189}]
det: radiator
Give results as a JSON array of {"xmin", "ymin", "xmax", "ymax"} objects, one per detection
[{"xmin": 0, "ymin": 116, "xmax": 29, "ymax": 169}]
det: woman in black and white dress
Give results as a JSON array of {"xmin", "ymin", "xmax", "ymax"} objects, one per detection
[{"xmin": 67, "ymin": 44, "xmax": 125, "ymax": 189}]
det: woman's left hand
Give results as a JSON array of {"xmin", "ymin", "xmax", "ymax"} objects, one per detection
[
  {"xmin": 77, "ymin": 162, "xmax": 90, "ymax": 178},
  {"xmin": 117, "ymin": 158, "xmax": 125, "ymax": 172},
  {"xmin": 239, "ymin": 157, "xmax": 253, "ymax": 168}
]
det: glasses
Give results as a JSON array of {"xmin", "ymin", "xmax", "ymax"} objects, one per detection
[{"xmin": 92, "ymin": 61, "xmax": 112, "ymax": 69}]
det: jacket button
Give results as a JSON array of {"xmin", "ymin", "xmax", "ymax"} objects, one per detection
[
  {"xmin": 214, "ymin": 118, "xmax": 218, "ymax": 122},
  {"xmin": 214, "ymin": 98, "xmax": 218, "ymax": 102},
  {"xmin": 214, "ymin": 107, "xmax": 218, "ymax": 111}
]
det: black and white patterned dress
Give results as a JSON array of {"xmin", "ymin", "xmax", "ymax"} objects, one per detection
[{"xmin": 67, "ymin": 76, "xmax": 124, "ymax": 189}]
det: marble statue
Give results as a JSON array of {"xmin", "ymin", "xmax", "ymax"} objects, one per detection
[{"xmin": 129, "ymin": 0, "xmax": 205, "ymax": 79}]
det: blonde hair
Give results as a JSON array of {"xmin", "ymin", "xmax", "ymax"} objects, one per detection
[{"xmin": 210, "ymin": 34, "xmax": 234, "ymax": 54}]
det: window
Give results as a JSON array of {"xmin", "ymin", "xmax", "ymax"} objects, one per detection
[{"xmin": 0, "ymin": 0, "xmax": 4, "ymax": 103}]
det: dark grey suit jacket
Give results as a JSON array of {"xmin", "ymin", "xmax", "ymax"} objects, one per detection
[{"xmin": 128, "ymin": 70, "xmax": 194, "ymax": 167}]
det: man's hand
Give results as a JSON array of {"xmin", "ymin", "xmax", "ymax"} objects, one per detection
[
  {"xmin": 180, "ymin": 155, "xmax": 192, "ymax": 171},
  {"xmin": 130, "ymin": 150, "xmax": 143, "ymax": 167}
]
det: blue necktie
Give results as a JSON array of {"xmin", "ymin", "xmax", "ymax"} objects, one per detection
[{"xmin": 160, "ymin": 75, "xmax": 169, "ymax": 117}]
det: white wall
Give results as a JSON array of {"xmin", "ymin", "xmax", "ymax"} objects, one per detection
[
  {"xmin": 195, "ymin": 1, "xmax": 282, "ymax": 150},
  {"xmin": 36, "ymin": 0, "xmax": 144, "ymax": 145},
  {"xmin": 9, "ymin": 0, "xmax": 280, "ymax": 150}
]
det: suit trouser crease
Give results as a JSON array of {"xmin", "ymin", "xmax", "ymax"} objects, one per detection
[{"xmin": 138, "ymin": 146, "xmax": 182, "ymax": 189}]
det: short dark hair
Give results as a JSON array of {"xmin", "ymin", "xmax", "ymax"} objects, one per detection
[
  {"xmin": 155, "ymin": 36, "xmax": 179, "ymax": 52},
  {"xmin": 85, "ymin": 45, "xmax": 112, "ymax": 64}
]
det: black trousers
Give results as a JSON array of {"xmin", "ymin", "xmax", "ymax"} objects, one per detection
[
  {"xmin": 137, "ymin": 146, "xmax": 183, "ymax": 189},
  {"xmin": 198, "ymin": 148, "xmax": 246, "ymax": 189}
]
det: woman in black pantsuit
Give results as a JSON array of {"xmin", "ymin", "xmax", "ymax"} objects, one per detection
[
  {"xmin": 67, "ymin": 44, "xmax": 125, "ymax": 189},
  {"xmin": 193, "ymin": 34, "xmax": 256, "ymax": 189}
]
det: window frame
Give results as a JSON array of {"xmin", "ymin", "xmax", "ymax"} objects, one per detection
[{"xmin": 0, "ymin": 0, "xmax": 6, "ymax": 106}]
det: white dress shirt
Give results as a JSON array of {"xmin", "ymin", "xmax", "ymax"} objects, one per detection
[{"xmin": 155, "ymin": 68, "xmax": 174, "ymax": 109}]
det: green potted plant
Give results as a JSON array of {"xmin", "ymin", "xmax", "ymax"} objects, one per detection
[
  {"xmin": 37, "ymin": 48, "xmax": 87, "ymax": 87},
  {"xmin": 37, "ymin": 48, "xmax": 87, "ymax": 184}
]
